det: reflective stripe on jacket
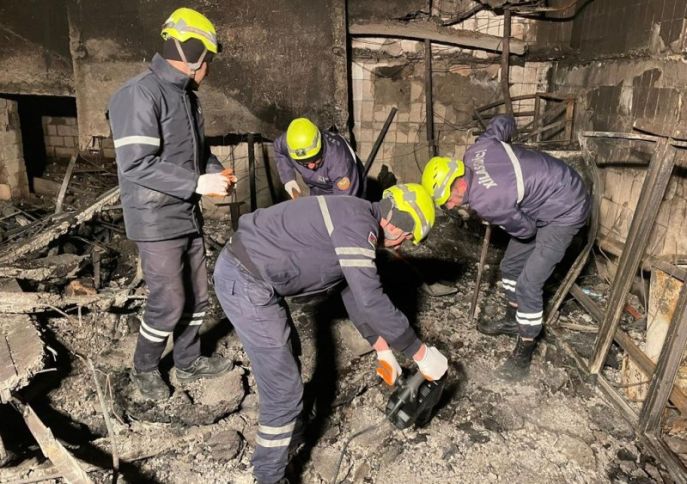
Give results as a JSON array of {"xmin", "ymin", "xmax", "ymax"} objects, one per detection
[
  {"xmin": 463, "ymin": 115, "xmax": 590, "ymax": 239},
  {"xmin": 108, "ymin": 53, "xmax": 223, "ymax": 241},
  {"xmin": 230, "ymin": 196, "xmax": 420, "ymax": 357}
]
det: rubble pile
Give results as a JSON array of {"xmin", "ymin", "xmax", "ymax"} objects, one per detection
[{"xmin": 0, "ymin": 175, "xmax": 672, "ymax": 482}]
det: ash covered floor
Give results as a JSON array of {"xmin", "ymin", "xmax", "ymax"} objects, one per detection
[{"xmin": 0, "ymin": 215, "xmax": 668, "ymax": 483}]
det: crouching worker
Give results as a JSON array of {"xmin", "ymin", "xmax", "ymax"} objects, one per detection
[
  {"xmin": 274, "ymin": 117, "xmax": 363, "ymax": 199},
  {"xmin": 213, "ymin": 184, "xmax": 448, "ymax": 484},
  {"xmin": 422, "ymin": 114, "xmax": 590, "ymax": 380}
]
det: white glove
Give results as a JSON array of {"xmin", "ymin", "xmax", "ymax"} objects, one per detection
[
  {"xmin": 376, "ymin": 349, "xmax": 402, "ymax": 386},
  {"xmin": 196, "ymin": 173, "xmax": 229, "ymax": 196},
  {"xmin": 415, "ymin": 346, "xmax": 448, "ymax": 381},
  {"xmin": 285, "ymin": 180, "xmax": 301, "ymax": 199}
]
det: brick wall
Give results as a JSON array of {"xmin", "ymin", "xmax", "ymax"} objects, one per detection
[
  {"xmin": 43, "ymin": 116, "xmax": 78, "ymax": 159},
  {"xmin": 0, "ymin": 98, "xmax": 29, "ymax": 198}
]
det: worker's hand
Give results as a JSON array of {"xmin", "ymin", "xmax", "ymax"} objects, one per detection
[
  {"xmin": 376, "ymin": 349, "xmax": 402, "ymax": 386},
  {"xmin": 413, "ymin": 345, "xmax": 448, "ymax": 381},
  {"xmin": 196, "ymin": 173, "xmax": 229, "ymax": 196},
  {"xmin": 285, "ymin": 180, "xmax": 301, "ymax": 199}
]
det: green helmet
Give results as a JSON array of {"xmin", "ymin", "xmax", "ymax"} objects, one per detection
[
  {"xmin": 286, "ymin": 118, "xmax": 321, "ymax": 162},
  {"xmin": 421, "ymin": 156, "xmax": 465, "ymax": 206},
  {"xmin": 382, "ymin": 183, "xmax": 436, "ymax": 245}
]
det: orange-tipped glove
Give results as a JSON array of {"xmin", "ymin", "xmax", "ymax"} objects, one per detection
[
  {"xmin": 198, "ymin": 169, "xmax": 238, "ymax": 197},
  {"xmin": 376, "ymin": 349, "xmax": 402, "ymax": 386}
]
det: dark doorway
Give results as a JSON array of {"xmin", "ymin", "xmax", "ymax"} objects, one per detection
[{"xmin": 1, "ymin": 94, "xmax": 77, "ymax": 190}]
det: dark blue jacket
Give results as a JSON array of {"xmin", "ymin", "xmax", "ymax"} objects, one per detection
[
  {"xmin": 463, "ymin": 115, "xmax": 590, "ymax": 239},
  {"xmin": 109, "ymin": 54, "xmax": 224, "ymax": 241},
  {"xmin": 274, "ymin": 131, "xmax": 362, "ymax": 196},
  {"xmin": 229, "ymin": 195, "xmax": 420, "ymax": 357}
]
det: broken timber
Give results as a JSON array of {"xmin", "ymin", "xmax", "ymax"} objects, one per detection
[
  {"xmin": 0, "ymin": 254, "xmax": 86, "ymax": 282},
  {"xmin": 0, "ymin": 291, "xmax": 104, "ymax": 314},
  {"xmin": 0, "ymin": 187, "xmax": 120, "ymax": 265},
  {"xmin": 0, "ymin": 315, "xmax": 43, "ymax": 402},
  {"xmin": 11, "ymin": 398, "xmax": 93, "ymax": 484},
  {"xmin": 349, "ymin": 21, "xmax": 526, "ymax": 55}
]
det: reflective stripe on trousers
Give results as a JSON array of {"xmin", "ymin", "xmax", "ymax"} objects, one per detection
[
  {"xmin": 213, "ymin": 251, "xmax": 303, "ymax": 484},
  {"xmin": 133, "ymin": 234, "xmax": 208, "ymax": 371},
  {"xmin": 499, "ymin": 224, "xmax": 582, "ymax": 339}
]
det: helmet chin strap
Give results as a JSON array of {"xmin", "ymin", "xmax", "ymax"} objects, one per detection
[{"xmin": 173, "ymin": 38, "xmax": 207, "ymax": 77}]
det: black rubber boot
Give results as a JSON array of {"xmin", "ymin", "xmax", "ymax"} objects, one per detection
[
  {"xmin": 130, "ymin": 368, "xmax": 171, "ymax": 400},
  {"xmin": 477, "ymin": 305, "xmax": 519, "ymax": 337},
  {"xmin": 175, "ymin": 355, "xmax": 233, "ymax": 382},
  {"xmin": 498, "ymin": 337, "xmax": 537, "ymax": 381}
]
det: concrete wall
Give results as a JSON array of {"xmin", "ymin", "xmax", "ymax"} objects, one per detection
[
  {"xmin": 0, "ymin": 1, "xmax": 348, "ymax": 147},
  {"xmin": 548, "ymin": 0, "xmax": 687, "ymax": 258},
  {"xmin": 0, "ymin": 99, "xmax": 29, "ymax": 199},
  {"xmin": 0, "ymin": 1, "xmax": 73, "ymax": 96}
]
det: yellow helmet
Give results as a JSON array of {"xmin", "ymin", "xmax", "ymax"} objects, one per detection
[
  {"xmin": 421, "ymin": 156, "xmax": 465, "ymax": 206},
  {"xmin": 161, "ymin": 7, "xmax": 219, "ymax": 54},
  {"xmin": 286, "ymin": 118, "xmax": 322, "ymax": 161},
  {"xmin": 382, "ymin": 183, "xmax": 436, "ymax": 245}
]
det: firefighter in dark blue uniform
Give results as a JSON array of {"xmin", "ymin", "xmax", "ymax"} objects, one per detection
[
  {"xmin": 108, "ymin": 7, "xmax": 234, "ymax": 400},
  {"xmin": 274, "ymin": 117, "xmax": 363, "ymax": 198},
  {"xmin": 213, "ymin": 184, "xmax": 448, "ymax": 484},
  {"xmin": 423, "ymin": 115, "xmax": 590, "ymax": 380}
]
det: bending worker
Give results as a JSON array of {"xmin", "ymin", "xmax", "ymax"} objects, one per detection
[
  {"xmin": 108, "ymin": 7, "xmax": 233, "ymax": 399},
  {"xmin": 213, "ymin": 184, "xmax": 448, "ymax": 484},
  {"xmin": 422, "ymin": 114, "xmax": 590, "ymax": 380},
  {"xmin": 274, "ymin": 117, "xmax": 362, "ymax": 198}
]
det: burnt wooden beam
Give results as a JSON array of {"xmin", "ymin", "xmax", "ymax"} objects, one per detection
[
  {"xmin": 0, "ymin": 254, "xmax": 86, "ymax": 282},
  {"xmin": 0, "ymin": 291, "xmax": 104, "ymax": 314},
  {"xmin": 639, "ymin": 280, "xmax": 687, "ymax": 433},
  {"xmin": 349, "ymin": 21, "xmax": 526, "ymax": 55},
  {"xmin": 0, "ymin": 187, "xmax": 120, "ymax": 265},
  {"xmin": 589, "ymin": 139, "xmax": 678, "ymax": 374},
  {"xmin": 570, "ymin": 284, "xmax": 687, "ymax": 415},
  {"xmin": 55, "ymin": 155, "xmax": 77, "ymax": 215},
  {"xmin": 12, "ymin": 397, "xmax": 93, "ymax": 484}
]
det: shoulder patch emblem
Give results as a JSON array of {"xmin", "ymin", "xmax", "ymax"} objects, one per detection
[
  {"xmin": 368, "ymin": 231, "xmax": 378, "ymax": 249},
  {"xmin": 336, "ymin": 177, "xmax": 351, "ymax": 191}
]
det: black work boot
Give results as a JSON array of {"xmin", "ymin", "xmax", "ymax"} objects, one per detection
[
  {"xmin": 498, "ymin": 337, "xmax": 537, "ymax": 381},
  {"xmin": 175, "ymin": 355, "xmax": 233, "ymax": 383},
  {"xmin": 477, "ymin": 304, "xmax": 519, "ymax": 337},
  {"xmin": 130, "ymin": 368, "xmax": 171, "ymax": 400}
]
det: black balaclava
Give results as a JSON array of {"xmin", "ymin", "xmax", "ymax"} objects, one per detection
[
  {"xmin": 162, "ymin": 38, "xmax": 213, "ymax": 64},
  {"xmin": 379, "ymin": 197, "xmax": 414, "ymax": 234}
]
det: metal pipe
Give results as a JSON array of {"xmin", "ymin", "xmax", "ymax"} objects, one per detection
[
  {"xmin": 470, "ymin": 223, "xmax": 492, "ymax": 322},
  {"xmin": 363, "ymin": 107, "xmax": 397, "ymax": 178},
  {"xmin": 425, "ymin": 39, "xmax": 436, "ymax": 157},
  {"xmin": 247, "ymin": 133, "xmax": 256, "ymax": 212},
  {"xmin": 501, "ymin": 9, "xmax": 513, "ymax": 115}
]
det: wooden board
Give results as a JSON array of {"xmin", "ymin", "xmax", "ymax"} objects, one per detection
[{"xmin": 0, "ymin": 314, "xmax": 43, "ymax": 400}]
